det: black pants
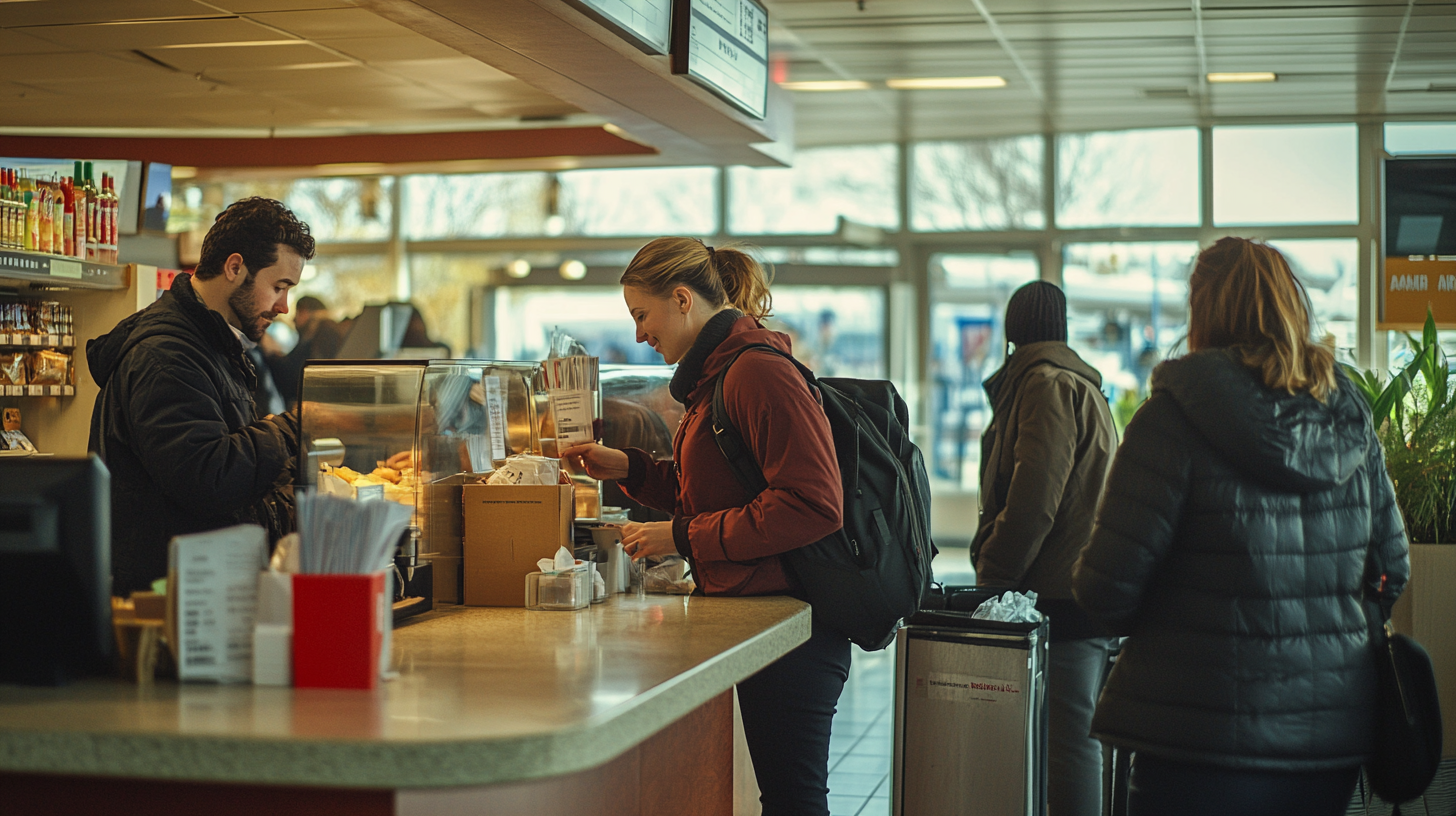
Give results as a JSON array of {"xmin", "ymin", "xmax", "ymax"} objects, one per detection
[
  {"xmin": 736, "ymin": 617, "xmax": 852, "ymax": 816},
  {"xmin": 1128, "ymin": 753, "xmax": 1360, "ymax": 816}
]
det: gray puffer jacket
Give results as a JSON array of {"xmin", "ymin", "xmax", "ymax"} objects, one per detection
[{"xmin": 1072, "ymin": 349, "xmax": 1409, "ymax": 772}]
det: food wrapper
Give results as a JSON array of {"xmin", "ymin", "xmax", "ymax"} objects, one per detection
[
  {"xmin": 971, "ymin": 590, "xmax": 1042, "ymax": 623},
  {"xmin": 487, "ymin": 454, "xmax": 561, "ymax": 486},
  {"xmin": 27, "ymin": 350, "xmax": 70, "ymax": 386},
  {"xmin": 0, "ymin": 353, "xmax": 27, "ymax": 386},
  {"xmin": 643, "ymin": 556, "xmax": 695, "ymax": 595}
]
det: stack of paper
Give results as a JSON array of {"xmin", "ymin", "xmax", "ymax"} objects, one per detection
[
  {"xmin": 542, "ymin": 355, "xmax": 598, "ymax": 446},
  {"xmin": 296, "ymin": 491, "xmax": 413, "ymax": 575}
]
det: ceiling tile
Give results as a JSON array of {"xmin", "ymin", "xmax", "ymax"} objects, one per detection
[
  {"xmin": 245, "ymin": 8, "xmax": 414, "ymax": 40},
  {"xmin": 138, "ymin": 41, "xmax": 341, "ymax": 72},
  {"xmin": 318, "ymin": 35, "xmax": 467, "ymax": 63},
  {"xmin": 0, "ymin": 0, "xmax": 219, "ymax": 28},
  {"xmin": 20, "ymin": 17, "xmax": 292, "ymax": 50}
]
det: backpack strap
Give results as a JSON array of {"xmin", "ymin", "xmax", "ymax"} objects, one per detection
[{"xmin": 709, "ymin": 343, "xmax": 814, "ymax": 498}]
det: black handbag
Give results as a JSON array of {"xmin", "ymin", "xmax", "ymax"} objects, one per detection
[{"xmin": 1364, "ymin": 596, "xmax": 1443, "ymax": 804}]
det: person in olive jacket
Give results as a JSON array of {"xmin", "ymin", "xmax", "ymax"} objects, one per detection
[
  {"xmin": 563, "ymin": 237, "xmax": 845, "ymax": 816},
  {"xmin": 972, "ymin": 280, "xmax": 1117, "ymax": 816},
  {"xmin": 88, "ymin": 198, "xmax": 314, "ymax": 595},
  {"xmin": 1072, "ymin": 238, "xmax": 1410, "ymax": 816}
]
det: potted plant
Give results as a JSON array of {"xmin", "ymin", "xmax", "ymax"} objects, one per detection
[{"xmin": 1343, "ymin": 308, "xmax": 1456, "ymax": 762}]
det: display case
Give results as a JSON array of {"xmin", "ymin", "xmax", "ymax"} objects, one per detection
[
  {"xmin": 298, "ymin": 359, "xmax": 545, "ymax": 605},
  {"xmin": 599, "ymin": 364, "xmax": 679, "ymax": 522}
]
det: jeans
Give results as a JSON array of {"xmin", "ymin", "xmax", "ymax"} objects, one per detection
[
  {"xmin": 736, "ymin": 617, "xmax": 852, "ymax": 816},
  {"xmin": 1128, "ymin": 753, "xmax": 1360, "ymax": 816},
  {"xmin": 1047, "ymin": 637, "xmax": 1116, "ymax": 816}
]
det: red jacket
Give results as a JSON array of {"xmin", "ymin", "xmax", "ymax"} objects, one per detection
[{"xmin": 620, "ymin": 314, "xmax": 843, "ymax": 596}]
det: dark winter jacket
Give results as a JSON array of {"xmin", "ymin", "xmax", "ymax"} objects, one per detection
[
  {"xmin": 619, "ymin": 310, "xmax": 843, "ymax": 596},
  {"xmin": 972, "ymin": 341, "xmax": 1116, "ymax": 640},
  {"xmin": 1072, "ymin": 349, "xmax": 1409, "ymax": 772},
  {"xmin": 87, "ymin": 273, "xmax": 297, "ymax": 595}
]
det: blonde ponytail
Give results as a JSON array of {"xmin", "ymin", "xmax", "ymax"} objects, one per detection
[{"xmin": 620, "ymin": 237, "xmax": 773, "ymax": 320}]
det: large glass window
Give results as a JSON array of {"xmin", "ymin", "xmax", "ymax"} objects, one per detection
[
  {"xmin": 1063, "ymin": 242, "xmax": 1198, "ymax": 423},
  {"xmin": 1213, "ymin": 124, "xmax": 1358, "ymax": 225},
  {"xmin": 293, "ymin": 254, "xmax": 397, "ymax": 332},
  {"xmin": 728, "ymin": 144, "xmax": 899, "ymax": 234},
  {"xmin": 765, "ymin": 287, "xmax": 885, "ymax": 379},
  {"xmin": 912, "ymin": 135, "xmax": 1044, "ymax": 231},
  {"xmin": 1056, "ymin": 128, "xmax": 1200, "ymax": 228},
  {"xmin": 1384, "ymin": 122, "xmax": 1456, "ymax": 155},
  {"xmin": 409, "ymin": 254, "xmax": 495, "ymax": 359},
  {"xmin": 1266, "ymin": 238, "xmax": 1360, "ymax": 365},
  {"xmin": 493, "ymin": 287, "xmax": 651, "ymax": 364},
  {"xmin": 286, "ymin": 177, "xmax": 394, "ymax": 242},
  {"xmin": 928, "ymin": 253, "xmax": 1039, "ymax": 490},
  {"xmin": 404, "ymin": 168, "xmax": 717, "ymax": 239}
]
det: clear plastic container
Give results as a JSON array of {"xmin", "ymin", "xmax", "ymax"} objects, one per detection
[{"xmin": 525, "ymin": 566, "xmax": 592, "ymax": 611}]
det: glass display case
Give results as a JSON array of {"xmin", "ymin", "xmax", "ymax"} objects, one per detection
[
  {"xmin": 599, "ymin": 364, "xmax": 678, "ymax": 522},
  {"xmin": 298, "ymin": 359, "xmax": 545, "ymax": 604}
]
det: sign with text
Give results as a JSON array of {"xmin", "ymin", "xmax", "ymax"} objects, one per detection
[
  {"xmin": 570, "ymin": 0, "xmax": 672, "ymax": 54},
  {"xmin": 671, "ymin": 0, "xmax": 768, "ymax": 119},
  {"xmin": 1381, "ymin": 257, "xmax": 1456, "ymax": 328}
]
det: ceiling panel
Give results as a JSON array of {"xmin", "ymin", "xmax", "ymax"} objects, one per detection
[
  {"xmin": 137, "ymin": 41, "xmax": 342, "ymax": 71},
  {"xmin": 247, "ymin": 8, "xmax": 416, "ymax": 40},
  {"xmin": 319, "ymin": 35, "xmax": 466, "ymax": 63},
  {"xmin": 20, "ymin": 17, "xmax": 291, "ymax": 50},
  {"xmin": 0, "ymin": 0, "xmax": 219, "ymax": 27}
]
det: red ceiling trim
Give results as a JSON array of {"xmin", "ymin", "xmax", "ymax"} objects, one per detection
[{"xmin": 0, "ymin": 126, "xmax": 655, "ymax": 167}]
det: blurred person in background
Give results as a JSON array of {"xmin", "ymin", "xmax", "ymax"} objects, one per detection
[{"xmin": 1073, "ymin": 238, "xmax": 1409, "ymax": 816}]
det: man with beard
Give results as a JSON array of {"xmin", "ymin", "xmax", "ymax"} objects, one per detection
[{"xmin": 88, "ymin": 198, "xmax": 314, "ymax": 594}]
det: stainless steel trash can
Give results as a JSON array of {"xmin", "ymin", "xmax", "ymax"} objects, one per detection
[{"xmin": 892, "ymin": 609, "xmax": 1049, "ymax": 816}]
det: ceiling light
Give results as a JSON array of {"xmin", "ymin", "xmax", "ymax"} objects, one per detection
[
  {"xmin": 156, "ymin": 40, "xmax": 305, "ymax": 49},
  {"xmin": 506, "ymin": 259, "xmax": 531, "ymax": 279},
  {"xmin": 559, "ymin": 260, "xmax": 587, "ymax": 281},
  {"xmin": 778, "ymin": 80, "xmax": 872, "ymax": 92},
  {"xmin": 1206, "ymin": 72, "xmax": 1277, "ymax": 83},
  {"xmin": 886, "ymin": 76, "xmax": 1006, "ymax": 90}
]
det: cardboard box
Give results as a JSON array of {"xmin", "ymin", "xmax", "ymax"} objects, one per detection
[{"xmin": 463, "ymin": 484, "xmax": 573, "ymax": 607}]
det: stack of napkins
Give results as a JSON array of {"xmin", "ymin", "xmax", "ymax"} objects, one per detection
[{"xmin": 296, "ymin": 491, "xmax": 413, "ymax": 575}]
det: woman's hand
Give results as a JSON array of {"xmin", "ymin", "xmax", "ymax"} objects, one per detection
[
  {"xmin": 621, "ymin": 521, "xmax": 677, "ymax": 561},
  {"xmin": 560, "ymin": 442, "xmax": 630, "ymax": 481}
]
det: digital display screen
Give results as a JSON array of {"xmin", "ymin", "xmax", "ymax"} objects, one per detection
[
  {"xmin": 672, "ymin": 0, "xmax": 768, "ymax": 120},
  {"xmin": 573, "ymin": 0, "xmax": 673, "ymax": 54}
]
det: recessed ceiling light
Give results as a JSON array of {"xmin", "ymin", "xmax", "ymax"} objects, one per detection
[
  {"xmin": 886, "ymin": 76, "xmax": 1006, "ymax": 90},
  {"xmin": 778, "ymin": 80, "xmax": 872, "ymax": 92},
  {"xmin": 1207, "ymin": 72, "xmax": 1277, "ymax": 83},
  {"xmin": 156, "ymin": 40, "xmax": 304, "ymax": 49}
]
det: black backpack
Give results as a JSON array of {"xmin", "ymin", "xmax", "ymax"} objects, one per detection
[{"xmin": 710, "ymin": 344, "xmax": 935, "ymax": 651}]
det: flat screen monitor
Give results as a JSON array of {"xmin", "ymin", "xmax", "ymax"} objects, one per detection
[
  {"xmin": 0, "ymin": 455, "xmax": 112, "ymax": 685},
  {"xmin": 335, "ymin": 303, "xmax": 416, "ymax": 360},
  {"xmin": 140, "ymin": 162, "xmax": 173, "ymax": 234},
  {"xmin": 671, "ymin": 0, "xmax": 768, "ymax": 119}
]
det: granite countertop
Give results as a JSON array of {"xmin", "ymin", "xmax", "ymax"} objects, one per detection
[{"xmin": 0, "ymin": 594, "xmax": 810, "ymax": 789}]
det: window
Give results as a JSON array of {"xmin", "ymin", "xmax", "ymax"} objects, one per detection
[
  {"xmin": 293, "ymin": 254, "xmax": 398, "ymax": 334},
  {"xmin": 285, "ymin": 177, "xmax": 394, "ymax": 242},
  {"xmin": 1385, "ymin": 123, "xmax": 1456, "ymax": 155},
  {"xmin": 765, "ymin": 286, "xmax": 885, "ymax": 379},
  {"xmin": 1266, "ymin": 239, "xmax": 1360, "ymax": 365},
  {"xmin": 409, "ymin": 254, "xmax": 495, "ymax": 359},
  {"xmin": 912, "ymin": 136, "xmax": 1044, "ymax": 231},
  {"xmin": 1062, "ymin": 242, "xmax": 1199, "ymax": 414},
  {"xmin": 493, "ymin": 287, "xmax": 653, "ymax": 364},
  {"xmin": 1056, "ymin": 128, "xmax": 1200, "ymax": 228},
  {"xmin": 1213, "ymin": 124, "xmax": 1358, "ymax": 225},
  {"xmin": 729, "ymin": 144, "xmax": 899, "ymax": 234},
  {"xmin": 928, "ymin": 253, "xmax": 1039, "ymax": 490},
  {"xmin": 558, "ymin": 167, "xmax": 717, "ymax": 236},
  {"xmin": 404, "ymin": 172, "xmax": 552, "ymax": 239}
]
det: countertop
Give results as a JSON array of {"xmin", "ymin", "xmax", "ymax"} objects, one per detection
[{"xmin": 0, "ymin": 594, "xmax": 811, "ymax": 789}]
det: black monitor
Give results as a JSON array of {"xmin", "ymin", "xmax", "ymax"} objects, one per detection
[
  {"xmin": 0, "ymin": 455, "xmax": 112, "ymax": 685},
  {"xmin": 335, "ymin": 303, "xmax": 415, "ymax": 360}
]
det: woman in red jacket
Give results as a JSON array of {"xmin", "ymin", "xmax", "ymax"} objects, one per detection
[{"xmin": 562, "ymin": 237, "xmax": 847, "ymax": 816}]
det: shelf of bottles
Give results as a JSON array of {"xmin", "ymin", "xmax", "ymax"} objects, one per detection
[{"xmin": 0, "ymin": 160, "xmax": 126, "ymax": 290}]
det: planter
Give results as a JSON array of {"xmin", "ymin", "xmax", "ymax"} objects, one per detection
[{"xmin": 1390, "ymin": 543, "xmax": 1456, "ymax": 758}]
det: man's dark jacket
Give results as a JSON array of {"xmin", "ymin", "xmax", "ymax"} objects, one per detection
[
  {"xmin": 1072, "ymin": 350, "xmax": 1410, "ymax": 771},
  {"xmin": 972, "ymin": 341, "xmax": 1116, "ymax": 639},
  {"xmin": 87, "ymin": 273, "xmax": 297, "ymax": 595}
]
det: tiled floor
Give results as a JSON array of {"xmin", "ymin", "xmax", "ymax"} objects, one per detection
[{"xmin": 826, "ymin": 547, "xmax": 977, "ymax": 816}]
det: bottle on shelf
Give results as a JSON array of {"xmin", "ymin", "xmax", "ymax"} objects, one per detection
[
  {"xmin": 49, "ymin": 176, "xmax": 64, "ymax": 257},
  {"xmin": 83, "ymin": 162, "xmax": 98, "ymax": 263},
  {"xmin": 71, "ymin": 161, "xmax": 86, "ymax": 260},
  {"xmin": 25, "ymin": 191, "xmax": 38, "ymax": 252},
  {"xmin": 0, "ymin": 169, "xmax": 13, "ymax": 250},
  {"xmin": 99, "ymin": 173, "xmax": 112, "ymax": 265},
  {"xmin": 36, "ymin": 182, "xmax": 52, "ymax": 255}
]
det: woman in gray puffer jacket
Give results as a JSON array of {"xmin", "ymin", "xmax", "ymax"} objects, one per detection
[{"xmin": 1072, "ymin": 237, "xmax": 1409, "ymax": 816}]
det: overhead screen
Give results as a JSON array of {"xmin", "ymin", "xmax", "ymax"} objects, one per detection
[
  {"xmin": 570, "ymin": 0, "xmax": 673, "ymax": 54},
  {"xmin": 672, "ymin": 0, "xmax": 768, "ymax": 119},
  {"xmin": 1382, "ymin": 157, "xmax": 1456, "ymax": 326}
]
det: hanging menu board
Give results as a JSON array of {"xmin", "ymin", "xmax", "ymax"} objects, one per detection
[
  {"xmin": 570, "ymin": 0, "xmax": 673, "ymax": 54},
  {"xmin": 671, "ymin": 0, "xmax": 768, "ymax": 120}
]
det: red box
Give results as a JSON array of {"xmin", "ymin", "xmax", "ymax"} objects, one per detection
[{"xmin": 292, "ymin": 571, "xmax": 386, "ymax": 690}]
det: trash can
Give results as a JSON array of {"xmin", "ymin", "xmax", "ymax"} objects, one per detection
[{"xmin": 893, "ymin": 605, "xmax": 1049, "ymax": 816}]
